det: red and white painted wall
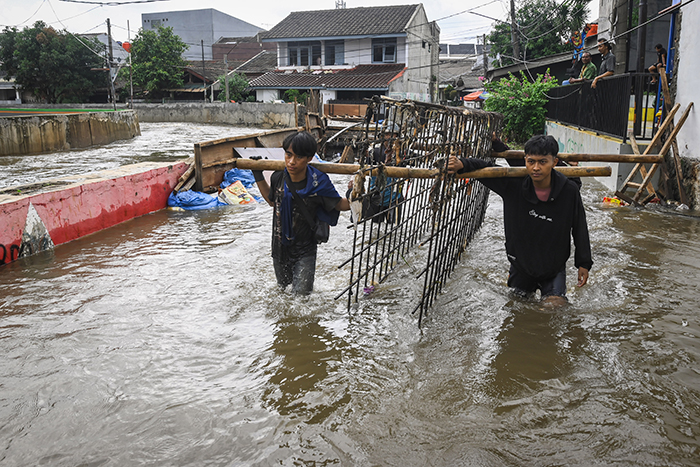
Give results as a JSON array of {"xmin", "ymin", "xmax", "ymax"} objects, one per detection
[{"xmin": 0, "ymin": 161, "xmax": 189, "ymax": 266}]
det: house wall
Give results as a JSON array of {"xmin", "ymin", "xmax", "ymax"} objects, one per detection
[
  {"xmin": 320, "ymin": 90, "xmax": 336, "ymax": 106},
  {"xmin": 213, "ymin": 41, "xmax": 274, "ymax": 61},
  {"xmin": 142, "ymin": 9, "xmax": 263, "ymax": 61},
  {"xmin": 675, "ymin": 2, "xmax": 700, "ymax": 162},
  {"xmin": 277, "ymin": 37, "xmax": 408, "ymax": 68},
  {"xmin": 256, "ymin": 90, "xmax": 279, "ymax": 103},
  {"xmin": 388, "ymin": 5, "xmax": 439, "ymax": 102},
  {"xmin": 135, "ymin": 102, "xmax": 298, "ymax": 128},
  {"xmin": 545, "ymin": 120, "xmax": 642, "ymax": 192}
]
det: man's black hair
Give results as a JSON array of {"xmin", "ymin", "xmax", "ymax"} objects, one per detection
[
  {"xmin": 524, "ymin": 135, "xmax": 559, "ymax": 158},
  {"xmin": 282, "ymin": 131, "xmax": 317, "ymax": 159},
  {"xmin": 597, "ymin": 38, "xmax": 612, "ymax": 51},
  {"xmin": 655, "ymin": 43, "xmax": 663, "ymax": 49}
]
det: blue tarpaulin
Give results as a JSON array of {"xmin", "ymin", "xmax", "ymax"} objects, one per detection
[
  {"xmin": 168, "ymin": 191, "xmax": 226, "ymax": 210},
  {"xmin": 221, "ymin": 168, "xmax": 257, "ymax": 189}
]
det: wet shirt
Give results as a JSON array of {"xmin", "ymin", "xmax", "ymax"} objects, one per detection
[
  {"xmin": 269, "ymin": 170, "xmax": 340, "ymax": 259},
  {"xmin": 458, "ymin": 158, "xmax": 592, "ymax": 280}
]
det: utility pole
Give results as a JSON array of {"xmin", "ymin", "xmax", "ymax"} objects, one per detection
[
  {"xmin": 634, "ymin": 0, "xmax": 648, "ymax": 136},
  {"xmin": 224, "ymin": 54, "xmax": 230, "ymax": 102},
  {"xmin": 482, "ymin": 34, "xmax": 488, "ymax": 76},
  {"xmin": 201, "ymin": 39, "xmax": 206, "ymax": 103},
  {"xmin": 106, "ymin": 18, "xmax": 116, "ymax": 109},
  {"xmin": 510, "ymin": 0, "xmax": 520, "ymax": 61},
  {"xmin": 107, "ymin": 18, "xmax": 114, "ymax": 65},
  {"xmin": 636, "ymin": 0, "xmax": 648, "ymax": 72},
  {"xmin": 128, "ymin": 20, "xmax": 133, "ymax": 109}
]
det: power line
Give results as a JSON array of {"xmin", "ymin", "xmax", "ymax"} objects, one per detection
[{"xmin": 58, "ymin": 0, "xmax": 168, "ymax": 4}]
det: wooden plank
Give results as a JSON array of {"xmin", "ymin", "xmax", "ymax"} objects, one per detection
[
  {"xmin": 634, "ymin": 102, "xmax": 694, "ymax": 202},
  {"xmin": 660, "ymin": 69, "xmax": 690, "ymax": 206},
  {"xmin": 173, "ymin": 163, "xmax": 195, "ymax": 192},
  {"xmin": 618, "ymin": 105, "xmax": 679, "ymax": 194},
  {"xmin": 339, "ymin": 145, "xmax": 353, "ymax": 163},
  {"xmin": 614, "ymin": 190, "xmax": 636, "ymax": 205},
  {"xmin": 629, "ymin": 133, "xmax": 656, "ymax": 197}
]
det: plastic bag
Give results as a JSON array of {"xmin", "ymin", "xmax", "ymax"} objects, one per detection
[{"xmin": 218, "ymin": 180, "xmax": 257, "ymax": 205}]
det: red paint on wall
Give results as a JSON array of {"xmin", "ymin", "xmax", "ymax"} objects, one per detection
[{"xmin": 1, "ymin": 161, "xmax": 189, "ymax": 264}]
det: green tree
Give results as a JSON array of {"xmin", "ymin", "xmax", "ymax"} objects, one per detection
[
  {"xmin": 483, "ymin": 70, "xmax": 559, "ymax": 142},
  {"xmin": 283, "ymin": 89, "xmax": 308, "ymax": 104},
  {"xmin": 488, "ymin": 0, "xmax": 588, "ymax": 66},
  {"xmin": 217, "ymin": 72, "xmax": 250, "ymax": 102},
  {"xmin": 130, "ymin": 26, "xmax": 188, "ymax": 95},
  {"xmin": 0, "ymin": 21, "xmax": 107, "ymax": 103}
]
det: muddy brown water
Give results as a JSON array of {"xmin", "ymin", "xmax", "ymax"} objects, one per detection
[{"xmin": 1, "ymin": 123, "xmax": 699, "ymax": 465}]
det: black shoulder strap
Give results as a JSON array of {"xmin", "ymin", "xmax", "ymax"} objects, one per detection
[{"xmin": 284, "ymin": 171, "xmax": 317, "ymax": 229}]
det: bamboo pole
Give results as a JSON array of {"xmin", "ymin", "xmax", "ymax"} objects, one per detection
[
  {"xmin": 231, "ymin": 158, "xmax": 612, "ymax": 179},
  {"xmin": 494, "ymin": 150, "xmax": 663, "ymax": 164}
]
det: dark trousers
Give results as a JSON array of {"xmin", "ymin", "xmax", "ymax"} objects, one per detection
[
  {"xmin": 507, "ymin": 264, "xmax": 567, "ymax": 298},
  {"xmin": 273, "ymin": 253, "xmax": 317, "ymax": 295}
]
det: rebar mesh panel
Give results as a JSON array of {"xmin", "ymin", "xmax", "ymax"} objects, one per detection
[{"xmin": 335, "ymin": 97, "xmax": 502, "ymax": 325}]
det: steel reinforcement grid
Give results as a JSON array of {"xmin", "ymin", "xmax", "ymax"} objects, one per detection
[{"xmin": 334, "ymin": 97, "xmax": 502, "ymax": 326}]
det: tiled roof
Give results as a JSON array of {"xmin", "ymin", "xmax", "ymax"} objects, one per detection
[
  {"xmin": 235, "ymin": 51, "xmax": 278, "ymax": 74},
  {"xmin": 438, "ymin": 59, "xmax": 485, "ymax": 90},
  {"xmin": 185, "ymin": 60, "xmax": 241, "ymax": 82},
  {"xmin": 248, "ymin": 64, "xmax": 406, "ymax": 90},
  {"xmin": 263, "ymin": 5, "xmax": 420, "ymax": 40}
]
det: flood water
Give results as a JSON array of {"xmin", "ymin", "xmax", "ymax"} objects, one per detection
[{"xmin": 1, "ymin": 123, "xmax": 699, "ymax": 466}]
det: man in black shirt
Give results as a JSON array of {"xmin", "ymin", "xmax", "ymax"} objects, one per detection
[
  {"xmin": 448, "ymin": 135, "xmax": 592, "ymax": 305},
  {"xmin": 649, "ymin": 43, "xmax": 667, "ymax": 85}
]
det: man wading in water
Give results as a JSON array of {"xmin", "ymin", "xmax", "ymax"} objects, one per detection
[
  {"xmin": 447, "ymin": 135, "xmax": 592, "ymax": 305},
  {"xmin": 254, "ymin": 131, "xmax": 350, "ymax": 295}
]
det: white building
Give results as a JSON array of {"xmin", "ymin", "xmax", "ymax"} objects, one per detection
[{"xmin": 141, "ymin": 9, "xmax": 264, "ymax": 61}]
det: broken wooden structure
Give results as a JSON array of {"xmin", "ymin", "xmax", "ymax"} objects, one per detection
[{"xmin": 615, "ymin": 69, "xmax": 694, "ymax": 206}]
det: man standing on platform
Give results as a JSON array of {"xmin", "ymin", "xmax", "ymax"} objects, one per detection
[{"xmin": 592, "ymin": 39, "xmax": 615, "ymax": 88}]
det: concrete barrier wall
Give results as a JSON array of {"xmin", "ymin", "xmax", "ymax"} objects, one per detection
[
  {"xmin": 0, "ymin": 110, "xmax": 140, "ymax": 156},
  {"xmin": 0, "ymin": 160, "xmax": 189, "ymax": 265},
  {"xmin": 133, "ymin": 102, "xmax": 303, "ymax": 128}
]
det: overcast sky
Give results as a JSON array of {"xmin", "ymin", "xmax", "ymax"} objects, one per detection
[{"xmin": 0, "ymin": 0, "xmax": 600, "ymax": 45}]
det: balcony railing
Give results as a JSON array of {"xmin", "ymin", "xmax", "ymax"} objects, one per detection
[{"xmin": 545, "ymin": 73, "xmax": 663, "ymax": 143}]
